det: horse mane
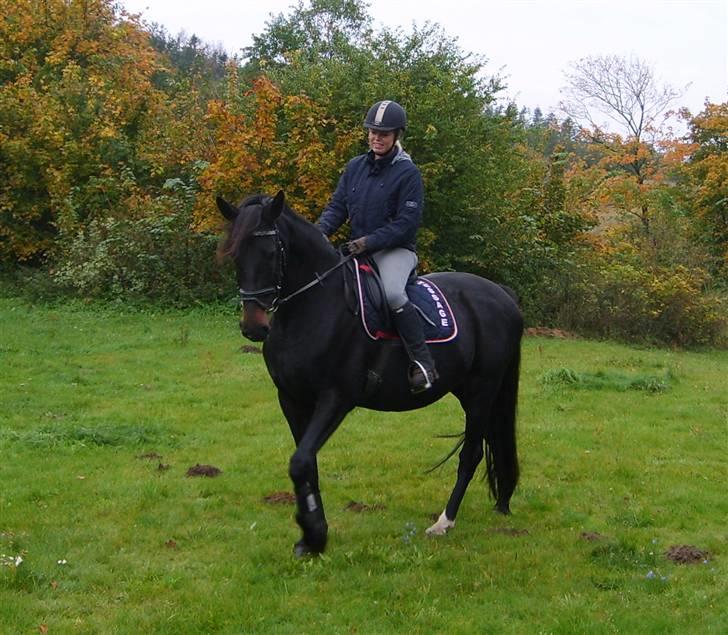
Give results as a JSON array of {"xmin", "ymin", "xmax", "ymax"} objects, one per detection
[
  {"xmin": 219, "ymin": 192, "xmax": 338, "ymax": 262},
  {"xmin": 280, "ymin": 203, "xmax": 339, "ymax": 261}
]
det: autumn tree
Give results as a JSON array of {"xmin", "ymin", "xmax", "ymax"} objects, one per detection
[
  {"xmin": 193, "ymin": 75, "xmax": 361, "ymax": 230},
  {"xmin": 0, "ymin": 0, "xmax": 168, "ymax": 264},
  {"xmin": 552, "ymin": 58, "xmax": 726, "ymax": 344},
  {"xmin": 680, "ymin": 101, "xmax": 728, "ymax": 279},
  {"xmin": 560, "ymin": 55, "xmax": 685, "ymax": 241}
]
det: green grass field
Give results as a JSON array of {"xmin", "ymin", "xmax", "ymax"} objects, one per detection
[{"xmin": 1, "ymin": 297, "xmax": 725, "ymax": 634}]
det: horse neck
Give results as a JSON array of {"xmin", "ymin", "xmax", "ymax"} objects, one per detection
[{"xmin": 279, "ymin": 212, "xmax": 340, "ymax": 299}]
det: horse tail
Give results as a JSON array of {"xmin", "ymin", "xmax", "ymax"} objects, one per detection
[{"xmin": 484, "ymin": 343, "xmax": 521, "ymax": 513}]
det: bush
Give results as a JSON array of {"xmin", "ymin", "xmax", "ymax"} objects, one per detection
[
  {"xmin": 49, "ymin": 180, "xmax": 235, "ymax": 306},
  {"xmin": 551, "ymin": 256, "xmax": 727, "ymax": 348}
]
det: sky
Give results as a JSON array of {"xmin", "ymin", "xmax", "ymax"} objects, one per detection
[{"xmin": 121, "ymin": 0, "xmax": 727, "ymax": 118}]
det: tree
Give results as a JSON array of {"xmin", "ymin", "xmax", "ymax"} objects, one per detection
[
  {"xmin": 561, "ymin": 55, "xmax": 684, "ymax": 141},
  {"xmin": 680, "ymin": 101, "xmax": 728, "ymax": 279},
  {"xmin": 0, "ymin": 0, "xmax": 169, "ymax": 263},
  {"xmin": 242, "ymin": 1, "xmax": 514, "ymax": 275},
  {"xmin": 245, "ymin": 0, "xmax": 371, "ymax": 68},
  {"xmin": 193, "ymin": 75, "xmax": 360, "ymax": 230},
  {"xmin": 560, "ymin": 55, "xmax": 686, "ymax": 242}
]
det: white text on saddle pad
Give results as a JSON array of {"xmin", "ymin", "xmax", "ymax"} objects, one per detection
[{"xmin": 417, "ymin": 279, "xmax": 450, "ymax": 329}]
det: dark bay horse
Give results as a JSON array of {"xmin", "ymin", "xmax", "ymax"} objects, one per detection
[{"xmin": 217, "ymin": 191, "xmax": 523, "ymax": 556}]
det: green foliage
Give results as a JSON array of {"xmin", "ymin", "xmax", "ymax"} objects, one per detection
[
  {"xmin": 243, "ymin": 1, "xmax": 526, "ymax": 275},
  {"xmin": 546, "ymin": 253, "xmax": 727, "ymax": 347},
  {"xmin": 0, "ymin": 0, "xmax": 724, "ymax": 347},
  {"xmin": 50, "ymin": 176, "xmax": 234, "ymax": 305}
]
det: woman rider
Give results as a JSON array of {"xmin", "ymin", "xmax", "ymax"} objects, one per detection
[{"xmin": 316, "ymin": 100, "xmax": 438, "ymax": 393}]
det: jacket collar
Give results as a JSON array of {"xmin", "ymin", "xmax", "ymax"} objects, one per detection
[{"xmin": 367, "ymin": 145, "xmax": 399, "ymax": 173}]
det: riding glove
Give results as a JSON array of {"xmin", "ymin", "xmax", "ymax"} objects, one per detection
[{"xmin": 346, "ymin": 237, "xmax": 368, "ymax": 255}]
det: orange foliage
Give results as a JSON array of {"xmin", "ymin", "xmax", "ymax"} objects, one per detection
[
  {"xmin": 194, "ymin": 75, "xmax": 360, "ymax": 230},
  {"xmin": 0, "ymin": 0, "xmax": 167, "ymax": 262}
]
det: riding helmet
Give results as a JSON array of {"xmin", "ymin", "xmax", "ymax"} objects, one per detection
[{"xmin": 364, "ymin": 100, "xmax": 407, "ymax": 132}]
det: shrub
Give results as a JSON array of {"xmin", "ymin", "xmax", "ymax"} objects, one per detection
[
  {"xmin": 50, "ymin": 180, "xmax": 235, "ymax": 306},
  {"xmin": 552, "ymin": 256, "xmax": 727, "ymax": 347}
]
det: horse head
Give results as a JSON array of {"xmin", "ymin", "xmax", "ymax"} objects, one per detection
[{"xmin": 217, "ymin": 191, "xmax": 286, "ymax": 341}]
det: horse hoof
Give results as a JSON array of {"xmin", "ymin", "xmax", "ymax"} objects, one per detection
[
  {"xmin": 425, "ymin": 510, "xmax": 455, "ymax": 536},
  {"xmin": 495, "ymin": 502, "xmax": 511, "ymax": 515},
  {"xmin": 293, "ymin": 540, "xmax": 316, "ymax": 558}
]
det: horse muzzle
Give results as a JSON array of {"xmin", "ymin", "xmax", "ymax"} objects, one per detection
[{"xmin": 240, "ymin": 303, "xmax": 271, "ymax": 341}]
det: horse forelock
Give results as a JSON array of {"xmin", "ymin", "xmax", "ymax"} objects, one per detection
[{"xmin": 221, "ymin": 195, "xmax": 270, "ymax": 258}]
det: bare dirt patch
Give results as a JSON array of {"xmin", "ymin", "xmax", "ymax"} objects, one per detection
[
  {"xmin": 186, "ymin": 464, "xmax": 222, "ymax": 477},
  {"xmin": 263, "ymin": 491, "xmax": 296, "ymax": 505},
  {"xmin": 580, "ymin": 531, "xmax": 606, "ymax": 542},
  {"xmin": 665, "ymin": 544, "xmax": 710, "ymax": 564},
  {"xmin": 137, "ymin": 452, "xmax": 163, "ymax": 460},
  {"xmin": 344, "ymin": 500, "xmax": 386, "ymax": 512},
  {"xmin": 240, "ymin": 345, "xmax": 262, "ymax": 354}
]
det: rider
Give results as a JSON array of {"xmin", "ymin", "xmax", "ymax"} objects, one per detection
[{"xmin": 316, "ymin": 100, "xmax": 438, "ymax": 393}]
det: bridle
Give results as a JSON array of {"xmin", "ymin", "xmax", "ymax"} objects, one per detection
[
  {"xmin": 238, "ymin": 226, "xmax": 353, "ymax": 313},
  {"xmin": 238, "ymin": 229, "xmax": 286, "ymax": 310}
]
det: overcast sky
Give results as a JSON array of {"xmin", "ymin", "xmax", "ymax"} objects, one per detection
[{"xmin": 121, "ymin": 0, "xmax": 727, "ymax": 117}]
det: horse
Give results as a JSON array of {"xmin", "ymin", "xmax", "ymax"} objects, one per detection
[{"xmin": 217, "ymin": 190, "xmax": 523, "ymax": 556}]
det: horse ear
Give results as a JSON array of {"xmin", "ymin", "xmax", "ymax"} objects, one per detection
[
  {"xmin": 263, "ymin": 190, "xmax": 285, "ymax": 223},
  {"xmin": 216, "ymin": 196, "xmax": 238, "ymax": 222}
]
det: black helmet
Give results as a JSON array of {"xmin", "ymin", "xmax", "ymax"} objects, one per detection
[{"xmin": 364, "ymin": 100, "xmax": 407, "ymax": 132}]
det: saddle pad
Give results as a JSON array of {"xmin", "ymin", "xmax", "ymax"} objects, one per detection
[{"xmin": 354, "ymin": 259, "xmax": 458, "ymax": 343}]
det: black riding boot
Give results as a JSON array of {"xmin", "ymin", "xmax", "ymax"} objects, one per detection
[{"xmin": 393, "ymin": 302, "xmax": 438, "ymax": 393}]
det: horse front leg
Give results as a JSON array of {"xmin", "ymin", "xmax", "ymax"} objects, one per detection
[{"xmin": 287, "ymin": 390, "xmax": 351, "ymax": 557}]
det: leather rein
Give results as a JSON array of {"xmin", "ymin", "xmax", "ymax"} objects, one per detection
[{"xmin": 239, "ymin": 228, "xmax": 353, "ymax": 312}]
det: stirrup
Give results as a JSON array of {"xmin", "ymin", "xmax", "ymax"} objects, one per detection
[{"xmin": 408, "ymin": 361, "xmax": 437, "ymax": 394}]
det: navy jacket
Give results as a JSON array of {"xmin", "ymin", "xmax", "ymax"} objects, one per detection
[{"xmin": 316, "ymin": 146, "xmax": 424, "ymax": 253}]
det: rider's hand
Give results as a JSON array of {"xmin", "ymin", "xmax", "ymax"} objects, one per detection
[{"xmin": 346, "ymin": 237, "xmax": 367, "ymax": 255}]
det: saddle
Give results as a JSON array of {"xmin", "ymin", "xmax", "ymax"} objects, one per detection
[{"xmin": 344, "ymin": 257, "xmax": 458, "ymax": 343}]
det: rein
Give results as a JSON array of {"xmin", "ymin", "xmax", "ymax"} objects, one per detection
[
  {"xmin": 272, "ymin": 251, "xmax": 354, "ymax": 311},
  {"xmin": 239, "ymin": 228, "xmax": 353, "ymax": 312}
]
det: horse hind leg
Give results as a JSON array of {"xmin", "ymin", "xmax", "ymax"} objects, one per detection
[
  {"xmin": 426, "ymin": 381, "xmax": 496, "ymax": 536},
  {"xmin": 426, "ymin": 427, "xmax": 484, "ymax": 536},
  {"xmin": 426, "ymin": 360, "xmax": 520, "ymax": 536}
]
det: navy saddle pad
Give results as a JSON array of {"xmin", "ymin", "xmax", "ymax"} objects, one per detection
[{"xmin": 352, "ymin": 258, "xmax": 458, "ymax": 343}]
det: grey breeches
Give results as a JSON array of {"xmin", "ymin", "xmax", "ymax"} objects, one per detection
[{"xmin": 371, "ymin": 248, "xmax": 418, "ymax": 310}]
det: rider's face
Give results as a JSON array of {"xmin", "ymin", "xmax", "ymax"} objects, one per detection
[{"xmin": 368, "ymin": 128, "xmax": 396, "ymax": 158}]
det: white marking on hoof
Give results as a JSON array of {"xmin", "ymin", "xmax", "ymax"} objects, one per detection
[{"xmin": 426, "ymin": 510, "xmax": 455, "ymax": 536}]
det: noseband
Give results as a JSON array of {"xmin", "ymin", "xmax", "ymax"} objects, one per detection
[{"xmin": 238, "ymin": 226, "xmax": 353, "ymax": 313}]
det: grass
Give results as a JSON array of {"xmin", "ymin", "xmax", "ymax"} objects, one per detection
[{"xmin": 0, "ymin": 297, "xmax": 726, "ymax": 634}]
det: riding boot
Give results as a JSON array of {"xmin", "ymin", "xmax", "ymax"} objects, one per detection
[{"xmin": 392, "ymin": 301, "xmax": 438, "ymax": 393}]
